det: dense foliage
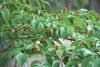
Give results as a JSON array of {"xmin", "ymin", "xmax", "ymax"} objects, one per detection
[{"xmin": 0, "ymin": 0, "xmax": 100, "ymax": 67}]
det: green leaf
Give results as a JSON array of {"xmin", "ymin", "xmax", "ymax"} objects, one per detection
[
  {"xmin": 41, "ymin": 0, "xmax": 50, "ymax": 7},
  {"xmin": 46, "ymin": 38, "xmax": 55, "ymax": 47},
  {"xmin": 31, "ymin": 19, "xmax": 39, "ymax": 30},
  {"xmin": 94, "ymin": 26, "xmax": 100, "ymax": 39},
  {"xmin": 88, "ymin": 58, "xmax": 100, "ymax": 67},
  {"xmin": 37, "ymin": 22, "xmax": 44, "ymax": 32},
  {"xmin": 1, "ymin": 8, "xmax": 10, "ymax": 24},
  {"xmin": 24, "ymin": 44, "xmax": 33, "ymax": 54},
  {"xmin": 76, "ymin": 48, "xmax": 94, "ymax": 57},
  {"xmin": 52, "ymin": 24, "xmax": 57, "ymax": 29},
  {"xmin": 53, "ymin": 61, "xmax": 60, "ymax": 67},
  {"xmin": 67, "ymin": 25, "xmax": 75, "ymax": 32},
  {"xmin": 96, "ymin": 21, "xmax": 100, "ymax": 25},
  {"xmin": 31, "ymin": 60, "xmax": 41, "ymax": 67},
  {"xmin": 22, "ymin": 16, "xmax": 32, "ymax": 22},
  {"xmin": 66, "ymin": 60, "xmax": 77, "ymax": 67},
  {"xmin": 25, "ymin": 44, "xmax": 33, "ymax": 50},
  {"xmin": 73, "ymin": 17, "xmax": 87, "ymax": 32},
  {"xmin": 42, "ymin": 64, "xmax": 50, "ymax": 67},
  {"xmin": 16, "ymin": 52, "xmax": 27, "ymax": 67},
  {"xmin": 81, "ymin": 56, "xmax": 95, "ymax": 67},
  {"xmin": 59, "ymin": 27, "xmax": 68, "ymax": 39},
  {"xmin": 44, "ymin": 52, "xmax": 53, "ymax": 66}
]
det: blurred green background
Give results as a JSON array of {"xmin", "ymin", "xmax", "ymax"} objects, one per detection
[
  {"xmin": 0, "ymin": 0, "xmax": 100, "ymax": 13},
  {"xmin": 46, "ymin": 0, "xmax": 100, "ymax": 13},
  {"xmin": 0, "ymin": 0, "xmax": 100, "ymax": 67}
]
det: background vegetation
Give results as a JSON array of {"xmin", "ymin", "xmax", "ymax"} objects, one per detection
[{"xmin": 0, "ymin": 0, "xmax": 100, "ymax": 67}]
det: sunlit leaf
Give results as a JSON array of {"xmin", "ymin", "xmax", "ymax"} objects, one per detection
[
  {"xmin": 59, "ymin": 27, "xmax": 68, "ymax": 39},
  {"xmin": 16, "ymin": 52, "xmax": 27, "ymax": 67},
  {"xmin": 31, "ymin": 60, "xmax": 41, "ymax": 67},
  {"xmin": 53, "ymin": 61, "xmax": 60, "ymax": 67},
  {"xmin": 1, "ymin": 8, "xmax": 10, "ymax": 24},
  {"xmin": 88, "ymin": 58, "xmax": 100, "ymax": 67}
]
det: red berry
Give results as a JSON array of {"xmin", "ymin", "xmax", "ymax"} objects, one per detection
[
  {"xmin": 8, "ymin": 27, "xmax": 12, "ymax": 32},
  {"xmin": 40, "ymin": 38, "xmax": 45, "ymax": 42},
  {"xmin": 15, "ymin": 27, "xmax": 19, "ymax": 32},
  {"xmin": 53, "ymin": 41, "xmax": 59, "ymax": 50},
  {"xmin": 55, "ymin": 45, "xmax": 58, "ymax": 50}
]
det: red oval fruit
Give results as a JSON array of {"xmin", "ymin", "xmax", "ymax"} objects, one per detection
[
  {"xmin": 55, "ymin": 45, "xmax": 58, "ymax": 50},
  {"xmin": 40, "ymin": 38, "xmax": 45, "ymax": 42},
  {"xmin": 53, "ymin": 41, "xmax": 59, "ymax": 50}
]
